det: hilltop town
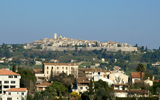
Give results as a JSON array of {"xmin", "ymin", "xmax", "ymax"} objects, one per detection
[{"xmin": 24, "ymin": 33, "xmax": 137, "ymax": 52}]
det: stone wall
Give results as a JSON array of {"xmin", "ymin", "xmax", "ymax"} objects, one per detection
[{"xmin": 41, "ymin": 46, "xmax": 137, "ymax": 52}]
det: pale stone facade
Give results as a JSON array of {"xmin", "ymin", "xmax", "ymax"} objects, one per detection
[{"xmin": 43, "ymin": 63, "xmax": 79, "ymax": 79}]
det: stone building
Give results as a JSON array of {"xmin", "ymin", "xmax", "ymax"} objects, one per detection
[{"xmin": 43, "ymin": 63, "xmax": 79, "ymax": 79}]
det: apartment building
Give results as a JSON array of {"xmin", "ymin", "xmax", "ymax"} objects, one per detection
[
  {"xmin": 43, "ymin": 63, "xmax": 79, "ymax": 79},
  {"xmin": 2, "ymin": 88, "xmax": 27, "ymax": 100},
  {"xmin": 0, "ymin": 68, "xmax": 27, "ymax": 100}
]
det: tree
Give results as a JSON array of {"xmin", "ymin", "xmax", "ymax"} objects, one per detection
[
  {"xmin": 34, "ymin": 92, "xmax": 42, "ymax": 100},
  {"xmin": 134, "ymin": 44, "xmax": 138, "ymax": 47},
  {"xmin": 136, "ymin": 63, "xmax": 146, "ymax": 80},
  {"xmin": 47, "ymin": 81, "xmax": 68, "ymax": 96},
  {"xmin": 69, "ymin": 91, "xmax": 81, "ymax": 100},
  {"xmin": 12, "ymin": 63, "xmax": 16, "ymax": 72},
  {"xmin": 17, "ymin": 68, "xmax": 36, "ymax": 93},
  {"xmin": 88, "ymin": 79, "xmax": 95, "ymax": 100},
  {"xmin": 145, "ymin": 46, "xmax": 148, "ymax": 51}
]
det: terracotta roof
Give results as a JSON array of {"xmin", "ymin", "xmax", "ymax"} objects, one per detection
[
  {"xmin": 33, "ymin": 69, "xmax": 43, "ymax": 73},
  {"xmin": 6, "ymin": 88, "xmax": 27, "ymax": 92},
  {"xmin": 131, "ymin": 72, "xmax": 145, "ymax": 78},
  {"xmin": 36, "ymin": 82, "xmax": 51, "ymax": 87},
  {"xmin": 77, "ymin": 77, "xmax": 90, "ymax": 83},
  {"xmin": 0, "ymin": 68, "xmax": 20, "ymax": 75},
  {"xmin": 114, "ymin": 90, "xmax": 128, "ymax": 92},
  {"xmin": 154, "ymin": 80, "xmax": 159, "ymax": 82},
  {"xmin": 44, "ymin": 63, "xmax": 79, "ymax": 66},
  {"xmin": 78, "ymin": 68, "xmax": 102, "ymax": 72}
]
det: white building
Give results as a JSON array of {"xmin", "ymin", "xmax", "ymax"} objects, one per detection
[
  {"xmin": 0, "ymin": 68, "xmax": 27, "ymax": 100},
  {"xmin": 2, "ymin": 88, "xmax": 27, "ymax": 100}
]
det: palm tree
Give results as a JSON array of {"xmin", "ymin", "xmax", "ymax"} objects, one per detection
[{"xmin": 136, "ymin": 63, "xmax": 146, "ymax": 80}]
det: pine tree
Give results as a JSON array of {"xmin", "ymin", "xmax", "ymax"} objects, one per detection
[
  {"xmin": 88, "ymin": 78, "xmax": 95, "ymax": 100},
  {"xmin": 50, "ymin": 69, "xmax": 54, "ymax": 81},
  {"xmin": 12, "ymin": 63, "xmax": 16, "ymax": 72}
]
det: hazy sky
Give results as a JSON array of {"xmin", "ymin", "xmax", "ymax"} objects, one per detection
[{"xmin": 0, "ymin": 0, "xmax": 160, "ymax": 49}]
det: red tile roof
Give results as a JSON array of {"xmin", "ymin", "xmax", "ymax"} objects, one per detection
[
  {"xmin": 44, "ymin": 63, "xmax": 79, "ymax": 66},
  {"xmin": 6, "ymin": 88, "xmax": 27, "ymax": 92},
  {"xmin": 78, "ymin": 68, "xmax": 102, "ymax": 72},
  {"xmin": 131, "ymin": 72, "xmax": 145, "ymax": 78},
  {"xmin": 36, "ymin": 82, "xmax": 51, "ymax": 87},
  {"xmin": 0, "ymin": 68, "xmax": 20, "ymax": 75}
]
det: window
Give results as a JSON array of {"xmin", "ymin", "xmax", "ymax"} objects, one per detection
[
  {"xmin": 11, "ymin": 81, "xmax": 15, "ymax": 84},
  {"xmin": 4, "ymin": 86, "xmax": 9, "ymax": 88},
  {"xmin": 57, "ymin": 71, "xmax": 59, "ymax": 74},
  {"xmin": 86, "ymin": 87, "xmax": 88, "ymax": 89},
  {"xmin": 66, "ymin": 67, "xmax": 68, "ymax": 70},
  {"xmin": 52, "ymin": 67, "xmax": 53, "ymax": 69},
  {"xmin": 47, "ymin": 67, "xmax": 48, "ymax": 69},
  {"xmin": 14, "ymin": 75, "xmax": 17, "ymax": 78},
  {"xmin": 7, "ymin": 98, "xmax": 12, "ymax": 100},
  {"xmin": 4, "ymin": 81, "xmax": 9, "ymax": 83},
  {"xmin": 8, "ymin": 76, "xmax": 13, "ymax": 78},
  {"xmin": 10, "ymin": 86, "xmax": 15, "ymax": 88},
  {"xmin": 62, "ymin": 67, "xmax": 64, "ymax": 69},
  {"xmin": 57, "ymin": 67, "xmax": 59, "ymax": 69},
  {"xmin": 66, "ymin": 71, "xmax": 68, "ymax": 74},
  {"xmin": 8, "ymin": 92, "xmax": 11, "ymax": 95},
  {"xmin": 17, "ymin": 92, "xmax": 19, "ymax": 94},
  {"xmin": 98, "ymin": 72, "xmax": 100, "ymax": 75},
  {"xmin": 80, "ymin": 87, "xmax": 83, "ymax": 89},
  {"xmin": 22, "ymin": 92, "xmax": 24, "ymax": 95},
  {"xmin": 47, "ymin": 71, "xmax": 48, "ymax": 74}
]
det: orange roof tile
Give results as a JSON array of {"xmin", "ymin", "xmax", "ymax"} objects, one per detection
[
  {"xmin": 78, "ymin": 68, "xmax": 102, "ymax": 72},
  {"xmin": 6, "ymin": 88, "xmax": 27, "ymax": 92},
  {"xmin": 44, "ymin": 63, "xmax": 79, "ymax": 66},
  {"xmin": 36, "ymin": 82, "xmax": 51, "ymax": 87},
  {"xmin": 131, "ymin": 72, "xmax": 145, "ymax": 78},
  {"xmin": 0, "ymin": 68, "xmax": 20, "ymax": 75}
]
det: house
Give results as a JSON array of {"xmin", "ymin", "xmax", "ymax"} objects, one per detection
[
  {"xmin": 114, "ymin": 90, "xmax": 128, "ymax": 97},
  {"xmin": 36, "ymin": 82, "xmax": 51, "ymax": 92},
  {"xmin": 78, "ymin": 68, "xmax": 103, "ymax": 80},
  {"xmin": 33, "ymin": 69, "xmax": 46, "ymax": 84},
  {"xmin": 108, "ymin": 71, "xmax": 129, "ymax": 84},
  {"xmin": 2, "ymin": 88, "xmax": 27, "ymax": 100},
  {"xmin": 71, "ymin": 77, "xmax": 90, "ymax": 94},
  {"xmin": 43, "ymin": 63, "xmax": 79, "ymax": 79},
  {"xmin": 101, "ymin": 58, "xmax": 105, "ymax": 62},
  {"xmin": 0, "ymin": 60, "xmax": 4, "ymax": 63},
  {"xmin": 135, "ymin": 78, "xmax": 153, "ymax": 86},
  {"xmin": 0, "ymin": 68, "xmax": 28, "ymax": 100},
  {"xmin": 130, "ymin": 72, "xmax": 145, "ymax": 84},
  {"xmin": 35, "ymin": 61, "xmax": 42, "ymax": 65},
  {"xmin": 129, "ymin": 89, "xmax": 149, "ymax": 97}
]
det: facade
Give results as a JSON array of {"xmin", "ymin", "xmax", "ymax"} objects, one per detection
[
  {"xmin": 0, "ymin": 69, "xmax": 21, "ymax": 95},
  {"xmin": 108, "ymin": 71, "xmax": 128, "ymax": 84},
  {"xmin": 2, "ymin": 88, "xmax": 27, "ymax": 100},
  {"xmin": 0, "ymin": 68, "xmax": 27, "ymax": 100},
  {"xmin": 43, "ymin": 63, "xmax": 79, "ymax": 79}
]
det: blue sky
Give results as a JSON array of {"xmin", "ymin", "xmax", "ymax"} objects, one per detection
[{"xmin": 0, "ymin": 0, "xmax": 160, "ymax": 49}]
